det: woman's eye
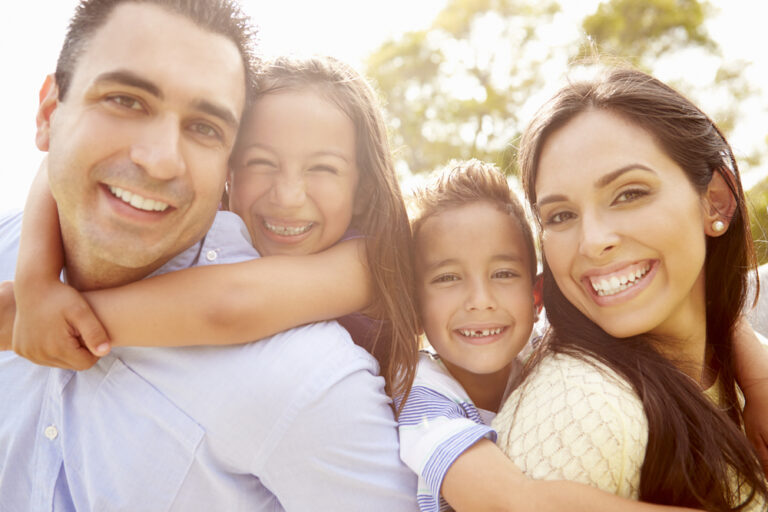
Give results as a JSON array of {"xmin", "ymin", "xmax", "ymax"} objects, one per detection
[
  {"xmin": 493, "ymin": 270, "xmax": 519, "ymax": 279},
  {"xmin": 543, "ymin": 211, "xmax": 575, "ymax": 226},
  {"xmin": 108, "ymin": 95, "xmax": 143, "ymax": 111},
  {"xmin": 614, "ymin": 188, "xmax": 648, "ymax": 204}
]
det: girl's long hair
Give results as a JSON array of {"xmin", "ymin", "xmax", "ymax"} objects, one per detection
[
  {"xmin": 240, "ymin": 56, "xmax": 419, "ymax": 410},
  {"xmin": 519, "ymin": 67, "xmax": 766, "ymax": 510}
]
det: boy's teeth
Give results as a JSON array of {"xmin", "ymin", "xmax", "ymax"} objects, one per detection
[
  {"xmin": 108, "ymin": 186, "xmax": 169, "ymax": 212},
  {"xmin": 458, "ymin": 327, "xmax": 503, "ymax": 338},
  {"xmin": 590, "ymin": 263, "xmax": 651, "ymax": 297},
  {"xmin": 264, "ymin": 220, "xmax": 313, "ymax": 236}
]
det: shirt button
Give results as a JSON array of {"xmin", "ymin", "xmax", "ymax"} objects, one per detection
[
  {"xmin": 205, "ymin": 250, "xmax": 218, "ymax": 262},
  {"xmin": 44, "ymin": 425, "xmax": 59, "ymax": 440}
]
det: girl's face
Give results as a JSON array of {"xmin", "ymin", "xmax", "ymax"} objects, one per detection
[
  {"xmin": 228, "ymin": 89, "xmax": 359, "ymax": 256},
  {"xmin": 535, "ymin": 109, "xmax": 711, "ymax": 341}
]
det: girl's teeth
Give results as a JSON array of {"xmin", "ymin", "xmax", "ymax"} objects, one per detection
[
  {"xmin": 458, "ymin": 327, "xmax": 503, "ymax": 338},
  {"xmin": 264, "ymin": 221, "xmax": 313, "ymax": 236},
  {"xmin": 108, "ymin": 186, "xmax": 169, "ymax": 212},
  {"xmin": 591, "ymin": 263, "xmax": 651, "ymax": 297}
]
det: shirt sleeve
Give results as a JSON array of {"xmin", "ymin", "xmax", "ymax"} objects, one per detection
[
  {"xmin": 256, "ymin": 343, "xmax": 418, "ymax": 511},
  {"xmin": 493, "ymin": 354, "xmax": 648, "ymax": 498},
  {"xmin": 398, "ymin": 385, "xmax": 496, "ymax": 510}
]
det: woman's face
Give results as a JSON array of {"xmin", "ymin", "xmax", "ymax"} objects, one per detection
[
  {"xmin": 534, "ymin": 109, "xmax": 711, "ymax": 340},
  {"xmin": 227, "ymin": 89, "xmax": 360, "ymax": 257}
]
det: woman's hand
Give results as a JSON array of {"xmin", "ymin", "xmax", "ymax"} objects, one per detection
[
  {"xmin": 12, "ymin": 278, "xmax": 109, "ymax": 370},
  {"xmin": 733, "ymin": 317, "xmax": 768, "ymax": 475}
]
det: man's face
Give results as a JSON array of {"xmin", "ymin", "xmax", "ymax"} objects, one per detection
[{"xmin": 37, "ymin": 3, "xmax": 246, "ymax": 284}]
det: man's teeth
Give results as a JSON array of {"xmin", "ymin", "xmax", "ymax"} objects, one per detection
[
  {"xmin": 458, "ymin": 327, "xmax": 504, "ymax": 338},
  {"xmin": 590, "ymin": 264, "xmax": 651, "ymax": 296},
  {"xmin": 109, "ymin": 186, "xmax": 169, "ymax": 212},
  {"xmin": 264, "ymin": 220, "xmax": 313, "ymax": 236}
]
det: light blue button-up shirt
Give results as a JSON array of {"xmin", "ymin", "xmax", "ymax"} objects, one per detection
[{"xmin": 0, "ymin": 210, "xmax": 417, "ymax": 511}]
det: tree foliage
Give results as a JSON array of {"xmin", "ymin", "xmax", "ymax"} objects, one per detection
[
  {"xmin": 366, "ymin": 0, "xmax": 764, "ymax": 180},
  {"xmin": 747, "ymin": 177, "xmax": 768, "ymax": 266}
]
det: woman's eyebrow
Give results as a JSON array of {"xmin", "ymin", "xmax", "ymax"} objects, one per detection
[{"xmin": 536, "ymin": 164, "xmax": 657, "ymax": 209}]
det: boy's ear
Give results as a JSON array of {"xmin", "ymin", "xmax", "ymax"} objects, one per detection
[
  {"xmin": 36, "ymin": 74, "xmax": 59, "ymax": 152},
  {"xmin": 701, "ymin": 169, "xmax": 737, "ymax": 237},
  {"xmin": 533, "ymin": 273, "xmax": 544, "ymax": 315}
]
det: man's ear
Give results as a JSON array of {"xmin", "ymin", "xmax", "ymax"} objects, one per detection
[
  {"xmin": 701, "ymin": 169, "xmax": 738, "ymax": 237},
  {"xmin": 36, "ymin": 74, "xmax": 59, "ymax": 151}
]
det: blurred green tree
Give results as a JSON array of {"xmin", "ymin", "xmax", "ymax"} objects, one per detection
[
  {"xmin": 747, "ymin": 176, "xmax": 768, "ymax": 266},
  {"xmin": 366, "ymin": 0, "xmax": 763, "ymax": 177}
]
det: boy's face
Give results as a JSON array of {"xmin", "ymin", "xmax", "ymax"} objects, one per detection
[{"xmin": 416, "ymin": 201, "xmax": 536, "ymax": 383}]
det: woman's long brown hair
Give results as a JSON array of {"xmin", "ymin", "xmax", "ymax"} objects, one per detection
[{"xmin": 518, "ymin": 68, "xmax": 766, "ymax": 510}]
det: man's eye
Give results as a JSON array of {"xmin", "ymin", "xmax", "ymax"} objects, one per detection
[
  {"xmin": 108, "ymin": 95, "xmax": 143, "ymax": 111},
  {"xmin": 191, "ymin": 122, "xmax": 221, "ymax": 139}
]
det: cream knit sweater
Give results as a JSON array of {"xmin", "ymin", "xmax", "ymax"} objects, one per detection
[{"xmin": 493, "ymin": 352, "xmax": 766, "ymax": 510}]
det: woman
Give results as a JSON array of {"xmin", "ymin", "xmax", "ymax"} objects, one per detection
[{"xmin": 493, "ymin": 68, "xmax": 768, "ymax": 510}]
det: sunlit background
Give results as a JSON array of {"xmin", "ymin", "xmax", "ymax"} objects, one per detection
[{"xmin": 3, "ymin": 0, "xmax": 767, "ymax": 241}]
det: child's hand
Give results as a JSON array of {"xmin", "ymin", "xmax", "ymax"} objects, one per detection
[
  {"xmin": 743, "ymin": 379, "xmax": 768, "ymax": 476},
  {"xmin": 0, "ymin": 281, "xmax": 15, "ymax": 350},
  {"xmin": 13, "ymin": 279, "xmax": 110, "ymax": 370}
]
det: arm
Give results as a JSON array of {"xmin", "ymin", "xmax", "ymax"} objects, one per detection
[
  {"xmin": 12, "ymin": 161, "xmax": 106, "ymax": 369},
  {"xmin": 83, "ymin": 236, "xmax": 370, "ymax": 349},
  {"xmin": 442, "ymin": 439, "xmax": 700, "ymax": 512},
  {"xmin": 733, "ymin": 317, "xmax": 768, "ymax": 475}
]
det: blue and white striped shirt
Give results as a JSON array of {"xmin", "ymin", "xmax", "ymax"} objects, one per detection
[{"xmin": 398, "ymin": 352, "xmax": 497, "ymax": 512}]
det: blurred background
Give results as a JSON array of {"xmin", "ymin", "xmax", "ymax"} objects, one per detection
[{"xmin": 2, "ymin": 0, "xmax": 766, "ymax": 261}]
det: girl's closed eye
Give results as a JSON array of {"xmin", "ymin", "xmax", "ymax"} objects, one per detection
[
  {"xmin": 244, "ymin": 158, "xmax": 277, "ymax": 171},
  {"xmin": 309, "ymin": 164, "xmax": 339, "ymax": 175},
  {"xmin": 431, "ymin": 273, "xmax": 460, "ymax": 285}
]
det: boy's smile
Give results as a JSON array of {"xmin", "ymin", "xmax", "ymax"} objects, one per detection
[{"xmin": 415, "ymin": 201, "xmax": 536, "ymax": 401}]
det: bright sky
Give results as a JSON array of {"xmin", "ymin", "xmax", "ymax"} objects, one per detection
[{"xmin": 2, "ymin": 0, "xmax": 766, "ymax": 211}]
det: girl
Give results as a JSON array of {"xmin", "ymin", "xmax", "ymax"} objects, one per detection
[
  {"xmin": 10, "ymin": 55, "xmax": 419, "ymax": 406},
  {"xmin": 494, "ymin": 68, "xmax": 768, "ymax": 510}
]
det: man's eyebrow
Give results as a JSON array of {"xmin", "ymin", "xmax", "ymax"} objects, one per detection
[
  {"xmin": 192, "ymin": 99, "xmax": 239, "ymax": 131},
  {"xmin": 94, "ymin": 70, "xmax": 162, "ymax": 98},
  {"xmin": 93, "ymin": 70, "xmax": 239, "ymax": 130},
  {"xmin": 536, "ymin": 164, "xmax": 656, "ymax": 210}
]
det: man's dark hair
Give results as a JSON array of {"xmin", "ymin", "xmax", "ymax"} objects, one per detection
[{"xmin": 55, "ymin": 0, "xmax": 257, "ymax": 101}]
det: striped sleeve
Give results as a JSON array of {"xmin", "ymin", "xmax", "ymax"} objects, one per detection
[{"xmin": 399, "ymin": 385, "xmax": 495, "ymax": 512}]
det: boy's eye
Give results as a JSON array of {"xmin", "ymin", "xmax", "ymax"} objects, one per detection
[
  {"xmin": 107, "ymin": 95, "xmax": 143, "ymax": 111},
  {"xmin": 431, "ymin": 274, "xmax": 459, "ymax": 284},
  {"xmin": 493, "ymin": 269, "xmax": 519, "ymax": 279}
]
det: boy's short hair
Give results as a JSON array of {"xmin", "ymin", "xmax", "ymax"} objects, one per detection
[{"xmin": 410, "ymin": 159, "xmax": 537, "ymax": 279}]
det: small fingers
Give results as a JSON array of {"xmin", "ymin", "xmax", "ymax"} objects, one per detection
[{"xmin": 67, "ymin": 301, "xmax": 111, "ymax": 357}]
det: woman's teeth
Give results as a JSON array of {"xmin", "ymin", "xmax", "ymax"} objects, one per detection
[
  {"xmin": 109, "ymin": 186, "xmax": 169, "ymax": 212},
  {"xmin": 264, "ymin": 220, "xmax": 313, "ymax": 236},
  {"xmin": 458, "ymin": 327, "xmax": 503, "ymax": 338},
  {"xmin": 590, "ymin": 263, "xmax": 651, "ymax": 296}
]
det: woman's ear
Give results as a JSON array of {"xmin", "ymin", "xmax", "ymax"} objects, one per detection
[{"xmin": 701, "ymin": 169, "xmax": 737, "ymax": 237}]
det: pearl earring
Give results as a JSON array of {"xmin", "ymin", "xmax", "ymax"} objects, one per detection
[
  {"xmin": 225, "ymin": 181, "xmax": 230, "ymax": 194},
  {"xmin": 712, "ymin": 220, "xmax": 725, "ymax": 233}
]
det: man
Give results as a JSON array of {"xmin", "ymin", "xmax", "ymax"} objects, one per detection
[{"xmin": 0, "ymin": 1, "xmax": 416, "ymax": 510}]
